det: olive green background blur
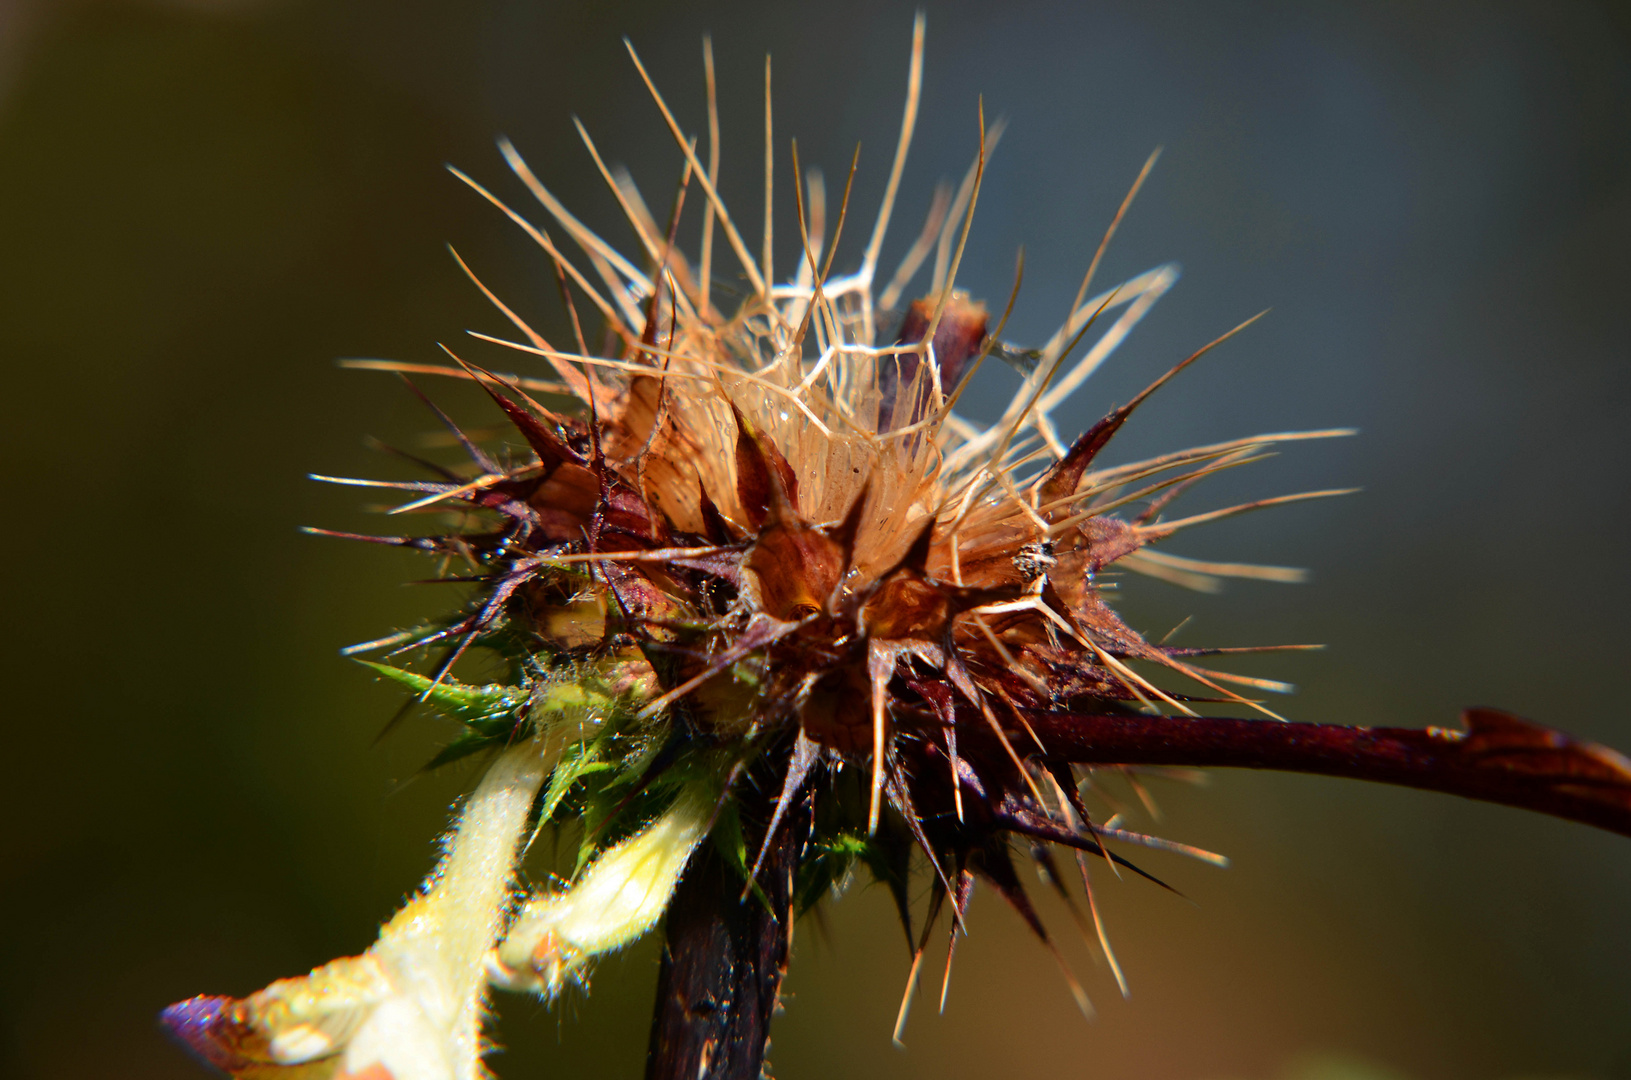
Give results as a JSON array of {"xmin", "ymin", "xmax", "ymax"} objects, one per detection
[{"xmin": 3, "ymin": 1, "xmax": 1630, "ymax": 1077}]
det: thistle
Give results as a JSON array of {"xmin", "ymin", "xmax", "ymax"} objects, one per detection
[{"xmin": 163, "ymin": 17, "xmax": 1631, "ymax": 1080}]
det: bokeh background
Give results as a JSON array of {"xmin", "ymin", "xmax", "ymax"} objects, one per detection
[{"xmin": 3, "ymin": 1, "xmax": 1630, "ymax": 1077}]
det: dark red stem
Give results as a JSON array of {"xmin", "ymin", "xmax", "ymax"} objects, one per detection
[
  {"xmin": 1004, "ymin": 706, "xmax": 1631, "ymax": 838},
  {"xmin": 645, "ymin": 795, "xmax": 807, "ymax": 1080}
]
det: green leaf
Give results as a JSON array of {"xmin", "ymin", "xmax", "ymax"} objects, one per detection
[
  {"xmin": 709, "ymin": 799, "xmax": 773, "ymax": 911},
  {"xmin": 538, "ymin": 738, "xmax": 611, "ymax": 827},
  {"xmin": 794, "ymin": 832, "xmax": 880, "ymax": 913},
  {"xmin": 357, "ymin": 661, "xmax": 523, "ymax": 726},
  {"xmin": 422, "ymin": 731, "xmax": 500, "ymax": 771}
]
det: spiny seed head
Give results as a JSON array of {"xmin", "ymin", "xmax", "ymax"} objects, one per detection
[
  {"xmin": 343, "ymin": 23, "xmax": 1340, "ymax": 1000},
  {"xmin": 163, "ymin": 18, "xmax": 1361, "ymax": 1079}
]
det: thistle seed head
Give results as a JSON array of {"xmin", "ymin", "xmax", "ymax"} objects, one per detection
[{"xmin": 164, "ymin": 16, "xmax": 1363, "ymax": 1078}]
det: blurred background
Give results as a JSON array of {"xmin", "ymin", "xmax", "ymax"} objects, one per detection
[{"xmin": 3, "ymin": 1, "xmax": 1630, "ymax": 1077}]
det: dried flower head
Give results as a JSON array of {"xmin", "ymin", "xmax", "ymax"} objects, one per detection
[{"xmin": 164, "ymin": 16, "xmax": 1631, "ymax": 1080}]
